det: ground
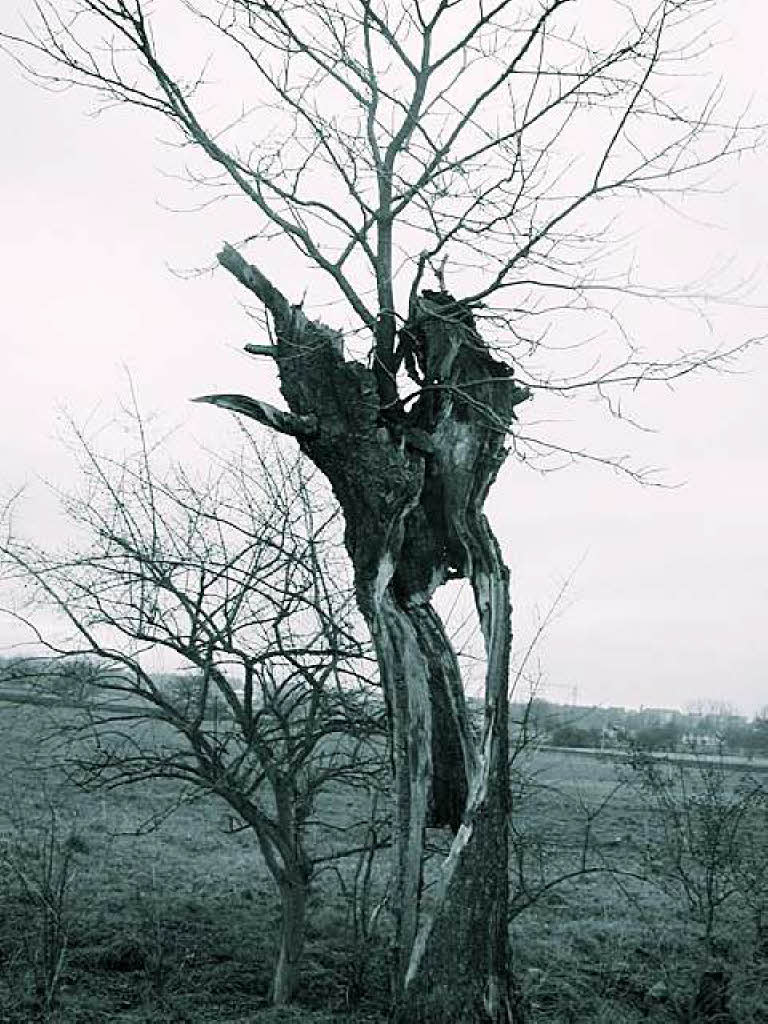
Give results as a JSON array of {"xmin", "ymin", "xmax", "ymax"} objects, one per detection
[{"xmin": 0, "ymin": 693, "xmax": 766, "ymax": 1023}]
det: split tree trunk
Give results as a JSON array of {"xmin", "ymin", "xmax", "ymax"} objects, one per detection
[{"xmin": 198, "ymin": 246, "xmax": 529, "ymax": 1021}]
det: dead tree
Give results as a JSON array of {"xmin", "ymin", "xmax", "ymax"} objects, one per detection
[
  {"xmin": 1, "ymin": 2, "xmax": 760, "ymax": 1018},
  {"xmin": 196, "ymin": 257, "xmax": 529, "ymax": 1016}
]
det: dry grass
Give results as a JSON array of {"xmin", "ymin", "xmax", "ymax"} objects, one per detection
[{"xmin": 0, "ymin": 699, "xmax": 765, "ymax": 1023}]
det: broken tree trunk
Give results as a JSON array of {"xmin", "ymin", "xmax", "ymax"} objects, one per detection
[{"xmin": 197, "ymin": 244, "xmax": 529, "ymax": 1020}]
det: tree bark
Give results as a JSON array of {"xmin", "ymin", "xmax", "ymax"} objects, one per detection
[
  {"xmin": 273, "ymin": 871, "xmax": 309, "ymax": 1005},
  {"xmin": 202, "ymin": 246, "xmax": 529, "ymax": 1019},
  {"xmin": 399, "ymin": 526, "xmax": 516, "ymax": 1022}
]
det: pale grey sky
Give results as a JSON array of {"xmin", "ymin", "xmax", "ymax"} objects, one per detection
[{"xmin": 1, "ymin": 2, "xmax": 766, "ymax": 715}]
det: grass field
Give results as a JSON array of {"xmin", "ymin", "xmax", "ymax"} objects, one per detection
[{"xmin": 0, "ymin": 696, "xmax": 766, "ymax": 1023}]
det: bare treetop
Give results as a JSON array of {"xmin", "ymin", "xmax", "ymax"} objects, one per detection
[{"xmin": 3, "ymin": 1, "xmax": 758, "ymax": 422}]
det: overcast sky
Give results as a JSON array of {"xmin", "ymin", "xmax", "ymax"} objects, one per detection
[{"xmin": 1, "ymin": 2, "xmax": 766, "ymax": 716}]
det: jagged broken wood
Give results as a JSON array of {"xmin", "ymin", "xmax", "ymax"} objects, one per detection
[
  {"xmin": 243, "ymin": 343, "xmax": 279, "ymax": 358},
  {"xmin": 192, "ymin": 394, "xmax": 318, "ymax": 438}
]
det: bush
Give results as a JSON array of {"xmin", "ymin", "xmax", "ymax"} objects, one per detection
[
  {"xmin": 0, "ymin": 798, "xmax": 85, "ymax": 1016},
  {"xmin": 634, "ymin": 723, "xmax": 681, "ymax": 752},
  {"xmin": 621, "ymin": 748, "xmax": 768, "ymax": 1021},
  {"xmin": 550, "ymin": 725, "xmax": 601, "ymax": 749}
]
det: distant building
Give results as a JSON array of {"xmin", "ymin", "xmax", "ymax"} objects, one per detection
[{"xmin": 681, "ymin": 732, "xmax": 720, "ymax": 749}]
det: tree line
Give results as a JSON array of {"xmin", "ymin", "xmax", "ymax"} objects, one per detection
[{"xmin": 515, "ymin": 701, "xmax": 768, "ymax": 757}]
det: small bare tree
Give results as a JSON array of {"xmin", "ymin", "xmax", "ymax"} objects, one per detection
[
  {"xmin": 0, "ymin": 794, "xmax": 84, "ymax": 1017},
  {"xmin": 621, "ymin": 744, "xmax": 768, "ymax": 1021},
  {"xmin": 0, "ymin": 411, "xmax": 385, "ymax": 1005}
]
